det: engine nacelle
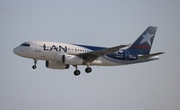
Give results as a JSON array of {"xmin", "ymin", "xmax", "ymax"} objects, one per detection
[
  {"xmin": 62, "ymin": 54, "xmax": 83, "ymax": 65},
  {"xmin": 55, "ymin": 53, "xmax": 83, "ymax": 65},
  {"xmin": 45, "ymin": 61, "xmax": 69, "ymax": 69},
  {"xmin": 55, "ymin": 53, "xmax": 64, "ymax": 62}
]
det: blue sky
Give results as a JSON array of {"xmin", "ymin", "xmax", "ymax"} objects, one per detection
[{"xmin": 0, "ymin": 0, "xmax": 180, "ymax": 110}]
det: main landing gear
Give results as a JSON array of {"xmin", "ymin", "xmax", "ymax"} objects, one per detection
[
  {"xmin": 73, "ymin": 65, "xmax": 92, "ymax": 76},
  {"xmin": 30, "ymin": 59, "xmax": 92, "ymax": 76},
  {"xmin": 32, "ymin": 59, "xmax": 37, "ymax": 69},
  {"xmin": 85, "ymin": 67, "xmax": 92, "ymax": 73},
  {"xmin": 73, "ymin": 65, "xmax": 80, "ymax": 76}
]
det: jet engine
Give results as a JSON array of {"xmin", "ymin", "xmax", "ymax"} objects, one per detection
[
  {"xmin": 45, "ymin": 61, "xmax": 69, "ymax": 69},
  {"xmin": 62, "ymin": 54, "xmax": 83, "ymax": 65},
  {"xmin": 55, "ymin": 53, "xmax": 84, "ymax": 65}
]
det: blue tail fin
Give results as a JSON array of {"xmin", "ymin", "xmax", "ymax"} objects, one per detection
[{"xmin": 128, "ymin": 26, "xmax": 157, "ymax": 54}]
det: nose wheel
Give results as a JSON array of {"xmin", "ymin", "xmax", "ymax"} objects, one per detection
[
  {"xmin": 32, "ymin": 59, "xmax": 37, "ymax": 69},
  {"xmin": 32, "ymin": 65, "xmax": 37, "ymax": 69}
]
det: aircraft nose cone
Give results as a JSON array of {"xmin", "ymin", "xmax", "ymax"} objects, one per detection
[{"xmin": 13, "ymin": 47, "xmax": 19, "ymax": 55}]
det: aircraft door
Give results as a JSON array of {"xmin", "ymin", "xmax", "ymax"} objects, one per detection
[
  {"xmin": 35, "ymin": 42, "xmax": 41, "ymax": 52},
  {"xmin": 125, "ymin": 51, "xmax": 130, "ymax": 60}
]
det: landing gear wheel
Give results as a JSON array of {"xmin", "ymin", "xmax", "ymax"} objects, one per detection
[
  {"xmin": 74, "ymin": 70, "xmax": 80, "ymax": 76},
  {"xmin": 32, "ymin": 59, "xmax": 37, "ymax": 69},
  {"xmin": 85, "ymin": 67, "xmax": 92, "ymax": 73},
  {"xmin": 32, "ymin": 65, "xmax": 37, "ymax": 69}
]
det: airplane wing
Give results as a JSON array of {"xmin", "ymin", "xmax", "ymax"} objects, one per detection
[
  {"xmin": 138, "ymin": 52, "xmax": 165, "ymax": 59},
  {"xmin": 78, "ymin": 44, "xmax": 128, "ymax": 62}
]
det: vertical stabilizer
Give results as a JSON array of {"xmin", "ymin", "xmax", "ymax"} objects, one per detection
[{"xmin": 128, "ymin": 26, "xmax": 157, "ymax": 54}]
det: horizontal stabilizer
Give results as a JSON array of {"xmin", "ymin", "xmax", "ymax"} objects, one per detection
[{"xmin": 138, "ymin": 52, "xmax": 164, "ymax": 59}]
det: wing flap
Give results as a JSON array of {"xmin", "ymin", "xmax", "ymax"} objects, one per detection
[{"xmin": 78, "ymin": 44, "xmax": 128, "ymax": 62}]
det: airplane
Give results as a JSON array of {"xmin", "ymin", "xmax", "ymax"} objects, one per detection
[{"xmin": 13, "ymin": 26, "xmax": 164, "ymax": 76}]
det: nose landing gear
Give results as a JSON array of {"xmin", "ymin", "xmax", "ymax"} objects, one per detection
[{"xmin": 32, "ymin": 59, "xmax": 37, "ymax": 69}]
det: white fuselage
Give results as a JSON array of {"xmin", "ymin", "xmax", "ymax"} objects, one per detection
[
  {"xmin": 13, "ymin": 27, "xmax": 163, "ymax": 76},
  {"xmin": 13, "ymin": 41, "xmax": 159, "ymax": 66}
]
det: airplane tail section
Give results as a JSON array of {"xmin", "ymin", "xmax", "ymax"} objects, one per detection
[{"xmin": 128, "ymin": 26, "xmax": 157, "ymax": 54}]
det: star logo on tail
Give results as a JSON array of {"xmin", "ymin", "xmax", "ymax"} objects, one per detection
[{"xmin": 140, "ymin": 32, "xmax": 154, "ymax": 46}]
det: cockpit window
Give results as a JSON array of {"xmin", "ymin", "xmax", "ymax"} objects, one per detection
[{"xmin": 20, "ymin": 43, "xmax": 30, "ymax": 47}]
